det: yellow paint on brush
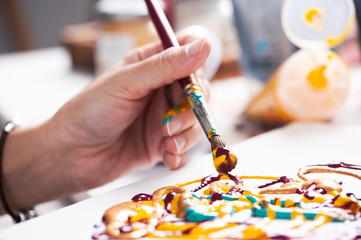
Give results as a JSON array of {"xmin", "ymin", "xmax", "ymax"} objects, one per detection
[
  {"xmin": 207, "ymin": 128, "xmax": 217, "ymax": 140},
  {"xmin": 307, "ymin": 65, "xmax": 328, "ymax": 89},
  {"xmin": 186, "ymin": 96, "xmax": 194, "ymax": 110},
  {"xmin": 212, "ymin": 148, "xmax": 225, "ymax": 170},
  {"xmin": 305, "ymin": 8, "xmax": 323, "ymax": 30},
  {"xmin": 212, "ymin": 147, "xmax": 238, "ymax": 174}
]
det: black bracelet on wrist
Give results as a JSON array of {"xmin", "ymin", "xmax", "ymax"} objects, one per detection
[{"xmin": 0, "ymin": 121, "xmax": 36, "ymax": 223}]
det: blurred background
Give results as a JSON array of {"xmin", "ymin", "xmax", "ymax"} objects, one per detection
[
  {"xmin": 1, "ymin": 0, "xmax": 360, "ymax": 71},
  {"xmin": 0, "ymin": 0, "xmax": 93, "ymax": 53},
  {"xmin": 0, "ymin": 0, "xmax": 246, "ymax": 77}
]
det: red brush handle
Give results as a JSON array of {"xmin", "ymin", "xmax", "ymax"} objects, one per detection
[
  {"xmin": 144, "ymin": 0, "xmax": 194, "ymax": 88},
  {"xmin": 145, "ymin": 0, "xmax": 179, "ymax": 49},
  {"xmin": 145, "ymin": 0, "xmax": 218, "ymax": 139}
]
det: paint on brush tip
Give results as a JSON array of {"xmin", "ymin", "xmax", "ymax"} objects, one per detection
[
  {"xmin": 212, "ymin": 146, "xmax": 238, "ymax": 174},
  {"xmin": 208, "ymin": 128, "xmax": 218, "ymax": 140}
]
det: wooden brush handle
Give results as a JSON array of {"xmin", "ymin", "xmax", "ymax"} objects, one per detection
[{"xmin": 145, "ymin": 0, "xmax": 218, "ymax": 137}]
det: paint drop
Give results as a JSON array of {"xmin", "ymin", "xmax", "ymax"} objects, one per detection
[
  {"xmin": 307, "ymin": 65, "xmax": 327, "ymax": 89},
  {"xmin": 212, "ymin": 146, "xmax": 238, "ymax": 175},
  {"xmin": 305, "ymin": 8, "xmax": 323, "ymax": 30}
]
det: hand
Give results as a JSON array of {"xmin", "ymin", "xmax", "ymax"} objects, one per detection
[
  {"xmin": 2, "ymin": 35, "xmax": 211, "ymax": 211},
  {"xmin": 56, "ymin": 35, "xmax": 211, "ymax": 189}
]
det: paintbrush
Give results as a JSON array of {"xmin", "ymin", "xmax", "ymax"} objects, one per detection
[{"xmin": 144, "ymin": 0, "xmax": 238, "ymax": 175}]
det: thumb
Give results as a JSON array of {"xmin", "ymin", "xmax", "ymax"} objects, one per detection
[{"xmin": 111, "ymin": 38, "xmax": 211, "ymax": 99}]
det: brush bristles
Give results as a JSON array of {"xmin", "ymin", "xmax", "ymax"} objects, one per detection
[{"xmin": 210, "ymin": 135, "xmax": 226, "ymax": 150}]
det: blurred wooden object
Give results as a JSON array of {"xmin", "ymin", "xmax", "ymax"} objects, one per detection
[
  {"xmin": 2, "ymin": 0, "xmax": 34, "ymax": 51},
  {"xmin": 61, "ymin": 22, "xmax": 242, "ymax": 77},
  {"xmin": 61, "ymin": 23, "xmax": 96, "ymax": 71},
  {"xmin": 214, "ymin": 47, "xmax": 242, "ymax": 80}
]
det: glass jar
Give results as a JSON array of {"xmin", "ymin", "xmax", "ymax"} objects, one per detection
[{"xmin": 94, "ymin": 0, "xmax": 159, "ymax": 73}]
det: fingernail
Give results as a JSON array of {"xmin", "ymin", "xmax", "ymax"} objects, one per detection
[
  {"xmin": 173, "ymin": 136, "xmax": 186, "ymax": 153},
  {"xmin": 174, "ymin": 155, "xmax": 182, "ymax": 168},
  {"xmin": 165, "ymin": 117, "xmax": 182, "ymax": 136},
  {"xmin": 186, "ymin": 38, "xmax": 207, "ymax": 57}
]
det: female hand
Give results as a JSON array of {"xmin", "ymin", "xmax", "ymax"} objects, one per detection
[{"xmin": 2, "ymin": 35, "xmax": 211, "ymax": 211}]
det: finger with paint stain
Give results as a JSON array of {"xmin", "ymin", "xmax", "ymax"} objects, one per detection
[{"xmin": 162, "ymin": 102, "xmax": 203, "ymax": 169}]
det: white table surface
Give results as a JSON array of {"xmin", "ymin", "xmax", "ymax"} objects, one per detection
[
  {"xmin": 0, "ymin": 48, "xmax": 91, "ymax": 127},
  {"xmin": 0, "ymin": 122, "xmax": 360, "ymax": 239}
]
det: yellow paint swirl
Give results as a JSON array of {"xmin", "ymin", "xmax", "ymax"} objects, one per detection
[{"xmin": 100, "ymin": 163, "xmax": 361, "ymax": 239}]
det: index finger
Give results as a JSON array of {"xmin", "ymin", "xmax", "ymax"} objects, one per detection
[{"xmin": 123, "ymin": 34, "xmax": 205, "ymax": 65}]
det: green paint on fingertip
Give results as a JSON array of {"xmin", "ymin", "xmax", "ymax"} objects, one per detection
[
  {"xmin": 173, "ymin": 104, "xmax": 184, "ymax": 112},
  {"xmin": 161, "ymin": 116, "xmax": 172, "ymax": 126}
]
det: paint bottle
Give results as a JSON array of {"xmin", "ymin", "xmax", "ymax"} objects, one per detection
[
  {"xmin": 244, "ymin": 0, "xmax": 355, "ymax": 127},
  {"xmin": 231, "ymin": 0, "xmax": 296, "ymax": 82}
]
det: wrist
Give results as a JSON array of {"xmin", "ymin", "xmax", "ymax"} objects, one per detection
[{"xmin": 1, "ymin": 121, "xmax": 74, "ymax": 212}]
